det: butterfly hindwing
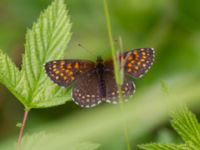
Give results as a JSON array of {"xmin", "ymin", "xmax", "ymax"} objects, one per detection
[
  {"xmin": 72, "ymin": 69, "xmax": 135, "ymax": 108},
  {"xmin": 104, "ymin": 70, "xmax": 135, "ymax": 104},
  {"xmin": 123, "ymin": 48, "xmax": 155, "ymax": 78},
  {"xmin": 72, "ymin": 70, "xmax": 102, "ymax": 108},
  {"xmin": 45, "ymin": 60, "xmax": 95, "ymax": 87}
]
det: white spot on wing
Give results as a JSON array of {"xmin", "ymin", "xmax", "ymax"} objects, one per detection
[
  {"xmin": 91, "ymin": 104, "xmax": 96, "ymax": 107},
  {"xmin": 112, "ymin": 101, "xmax": 117, "ymax": 104},
  {"xmin": 106, "ymin": 100, "xmax": 111, "ymax": 103}
]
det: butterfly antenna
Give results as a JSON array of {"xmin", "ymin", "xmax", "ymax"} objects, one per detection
[{"xmin": 78, "ymin": 43, "xmax": 96, "ymax": 57}]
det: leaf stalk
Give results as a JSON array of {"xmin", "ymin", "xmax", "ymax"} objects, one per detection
[{"xmin": 17, "ymin": 109, "xmax": 30, "ymax": 150}]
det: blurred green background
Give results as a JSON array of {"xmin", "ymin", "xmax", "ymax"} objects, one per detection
[{"xmin": 0, "ymin": 0, "xmax": 200, "ymax": 149}]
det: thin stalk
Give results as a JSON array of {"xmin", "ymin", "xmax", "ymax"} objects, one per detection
[
  {"xmin": 103, "ymin": 0, "xmax": 120, "ymax": 84},
  {"xmin": 17, "ymin": 109, "xmax": 30, "ymax": 150},
  {"xmin": 103, "ymin": 1, "xmax": 131, "ymax": 150},
  {"xmin": 117, "ymin": 85, "xmax": 131, "ymax": 150},
  {"xmin": 117, "ymin": 39, "xmax": 132, "ymax": 150}
]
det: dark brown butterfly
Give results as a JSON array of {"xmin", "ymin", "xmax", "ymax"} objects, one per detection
[{"xmin": 45, "ymin": 48, "xmax": 155, "ymax": 108}]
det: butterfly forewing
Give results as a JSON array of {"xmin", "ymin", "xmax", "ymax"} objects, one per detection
[
  {"xmin": 123, "ymin": 48, "xmax": 155, "ymax": 78},
  {"xmin": 104, "ymin": 48, "xmax": 154, "ymax": 78},
  {"xmin": 72, "ymin": 70, "xmax": 102, "ymax": 108},
  {"xmin": 45, "ymin": 60, "xmax": 95, "ymax": 87}
]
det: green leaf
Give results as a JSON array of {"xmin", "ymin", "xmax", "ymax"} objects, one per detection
[
  {"xmin": 139, "ymin": 105, "xmax": 200, "ymax": 150},
  {"xmin": 139, "ymin": 144, "xmax": 188, "ymax": 150},
  {"xmin": 16, "ymin": 123, "xmax": 22, "ymax": 128},
  {"xmin": 160, "ymin": 80, "xmax": 170, "ymax": 95},
  {"xmin": 18, "ymin": 132, "xmax": 100, "ymax": 150},
  {"xmin": 171, "ymin": 106, "xmax": 200, "ymax": 147},
  {"xmin": 71, "ymin": 142, "xmax": 100, "ymax": 150},
  {"xmin": 0, "ymin": 50, "xmax": 19, "ymax": 85},
  {"xmin": 0, "ymin": 50, "xmax": 24, "ymax": 102},
  {"xmin": 0, "ymin": 0, "xmax": 72, "ymax": 109}
]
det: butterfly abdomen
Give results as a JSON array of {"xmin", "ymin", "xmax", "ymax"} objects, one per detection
[
  {"xmin": 96, "ymin": 59, "xmax": 107, "ymax": 98},
  {"xmin": 99, "ymin": 77, "xmax": 106, "ymax": 98}
]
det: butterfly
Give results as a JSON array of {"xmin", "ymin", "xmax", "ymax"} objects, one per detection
[{"xmin": 45, "ymin": 48, "xmax": 155, "ymax": 108}]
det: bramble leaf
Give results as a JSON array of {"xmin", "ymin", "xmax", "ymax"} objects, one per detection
[
  {"xmin": 171, "ymin": 106, "xmax": 200, "ymax": 148},
  {"xmin": 139, "ymin": 143, "xmax": 188, "ymax": 150},
  {"xmin": 139, "ymin": 106, "xmax": 200, "ymax": 150},
  {"xmin": 19, "ymin": 132, "xmax": 100, "ymax": 150},
  {"xmin": 0, "ymin": 0, "xmax": 72, "ymax": 109}
]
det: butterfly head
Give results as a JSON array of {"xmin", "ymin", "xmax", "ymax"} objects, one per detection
[{"xmin": 96, "ymin": 56, "xmax": 103, "ymax": 63}]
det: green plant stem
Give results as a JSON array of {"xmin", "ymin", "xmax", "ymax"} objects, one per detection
[
  {"xmin": 118, "ymin": 86, "xmax": 131, "ymax": 150},
  {"xmin": 118, "ymin": 37, "xmax": 131, "ymax": 150},
  {"xmin": 17, "ymin": 109, "xmax": 30, "ymax": 150},
  {"xmin": 103, "ymin": 0, "xmax": 120, "ymax": 84},
  {"xmin": 103, "ymin": 0, "xmax": 131, "ymax": 150}
]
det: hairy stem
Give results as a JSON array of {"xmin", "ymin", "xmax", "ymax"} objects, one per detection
[{"xmin": 17, "ymin": 109, "xmax": 30, "ymax": 150}]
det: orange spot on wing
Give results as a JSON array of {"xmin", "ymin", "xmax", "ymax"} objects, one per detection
[
  {"xmin": 142, "ymin": 52, "xmax": 146, "ymax": 56},
  {"xmin": 55, "ymin": 71, "xmax": 59, "ymax": 74},
  {"xmin": 133, "ymin": 51, "xmax": 137, "ymax": 55},
  {"xmin": 128, "ymin": 56, "xmax": 133, "ymax": 60},
  {"xmin": 67, "ymin": 64, "xmax": 72, "ymax": 69},
  {"xmin": 128, "ymin": 68, "xmax": 132, "ymax": 73},
  {"xmin": 61, "ymin": 61, "xmax": 65, "ymax": 65},
  {"xmin": 69, "ymin": 71, "xmax": 73, "ymax": 75},
  {"xmin": 131, "ymin": 60, "xmax": 135, "ymax": 64},
  {"xmin": 74, "ymin": 63, "xmax": 79, "ymax": 69},
  {"xmin": 128, "ymin": 63, "xmax": 132, "ymax": 67},
  {"xmin": 143, "ymin": 56, "xmax": 147, "ymax": 59}
]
